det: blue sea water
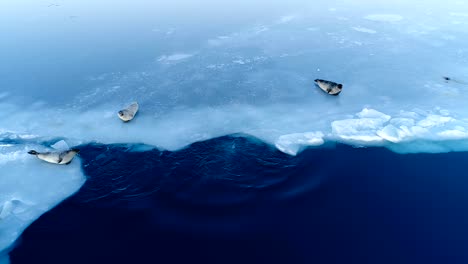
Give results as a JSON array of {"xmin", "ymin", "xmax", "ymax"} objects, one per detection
[
  {"xmin": 7, "ymin": 136, "xmax": 468, "ymax": 264},
  {"xmin": 2, "ymin": 1, "xmax": 468, "ymax": 263}
]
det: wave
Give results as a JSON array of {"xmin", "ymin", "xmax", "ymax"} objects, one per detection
[{"xmin": 73, "ymin": 134, "xmax": 326, "ymax": 207}]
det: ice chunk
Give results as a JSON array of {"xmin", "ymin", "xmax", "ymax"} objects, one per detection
[
  {"xmin": 50, "ymin": 140, "xmax": 70, "ymax": 151},
  {"xmin": 0, "ymin": 200, "xmax": 25, "ymax": 220},
  {"xmin": 356, "ymin": 108, "xmax": 391, "ymax": 121},
  {"xmin": 417, "ymin": 115, "xmax": 455, "ymax": 128},
  {"xmin": 437, "ymin": 129, "xmax": 468, "ymax": 139},
  {"xmin": 390, "ymin": 118, "xmax": 415, "ymax": 127},
  {"xmin": 377, "ymin": 125, "xmax": 425, "ymax": 143},
  {"xmin": 331, "ymin": 109, "xmax": 391, "ymax": 144},
  {"xmin": 330, "ymin": 109, "xmax": 468, "ymax": 151},
  {"xmin": 275, "ymin": 132, "xmax": 324, "ymax": 156}
]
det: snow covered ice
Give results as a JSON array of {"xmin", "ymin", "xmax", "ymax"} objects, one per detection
[
  {"xmin": 2, "ymin": 0, "xmax": 468, "ymax": 261},
  {"xmin": 0, "ymin": 140, "xmax": 85, "ymax": 263}
]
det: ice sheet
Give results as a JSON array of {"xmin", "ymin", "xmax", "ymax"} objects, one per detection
[{"xmin": 2, "ymin": 0, "xmax": 468, "ymax": 261}]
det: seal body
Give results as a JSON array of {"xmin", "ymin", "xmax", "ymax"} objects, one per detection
[
  {"xmin": 443, "ymin": 76, "xmax": 468, "ymax": 85},
  {"xmin": 314, "ymin": 79, "xmax": 343, "ymax": 96},
  {"xmin": 118, "ymin": 102, "xmax": 139, "ymax": 122},
  {"xmin": 28, "ymin": 149, "xmax": 79, "ymax": 165}
]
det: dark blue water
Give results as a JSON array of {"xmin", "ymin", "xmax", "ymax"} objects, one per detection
[{"xmin": 9, "ymin": 135, "xmax": 468, "ymax": 264}]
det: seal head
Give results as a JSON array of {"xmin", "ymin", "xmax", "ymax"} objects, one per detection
[{"xmin": 28, "ymin": 150, "xmax": 38, "ymax": 155}]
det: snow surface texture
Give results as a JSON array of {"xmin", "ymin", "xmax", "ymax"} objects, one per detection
[{"xmin": 2, "ymin": 0, "xmax": 468, "ymax": 261}]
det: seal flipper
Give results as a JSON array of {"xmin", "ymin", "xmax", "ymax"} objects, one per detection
[{"xmin": 57, "ymin": 151, "xmax": 69, "ymax": 164}]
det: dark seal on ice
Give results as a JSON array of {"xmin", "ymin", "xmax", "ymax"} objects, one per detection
[{"xmin": 443, "ymin": 76, "xmax": 468, "ymax": 85}]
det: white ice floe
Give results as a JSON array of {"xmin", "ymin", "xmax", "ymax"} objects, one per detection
[
  {"xmin": 331, "ymin": 109, "xmax": 390, "ymax": 144},
  {"xmin": 274, "ymin": 108, "xmax": 468, "ymax": 155},
  {"xmin": 275, "ymin": 132, "xmax": 324, "ymax": 156}
]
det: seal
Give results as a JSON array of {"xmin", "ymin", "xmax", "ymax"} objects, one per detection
[
  {"xmin": 118, "ymin": 102, "xmax": 139, "ymax": 122},
  {"xmin": 314, "ymin": 79, "xmax": 343, "ymax": 96},
  {"xmin": 443, "ymin": 76, "xmax": 468, "ymax": 85},
  {"xmin": 27, "ymin": 149, "xmax": 80, "ymax": 165}
]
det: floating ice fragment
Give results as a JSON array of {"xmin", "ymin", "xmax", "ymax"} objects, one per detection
[
  {"xmin": 51, "ymin": 140, "xmax": 70, "ymax": 151},
  {"xmin": 356, "ymin": 108, "xmax": 391, "ymax": 121},
  {"xmin": 275, "ymin": 132, "xmax": 324, "ymax": 156},
  {"xmin": 437, "ymin": 130, "xmax": 468, "ymax": 139},
  {"xmin": 417, "ymin": 115, "xmax": 455, "ymax": 128}
]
